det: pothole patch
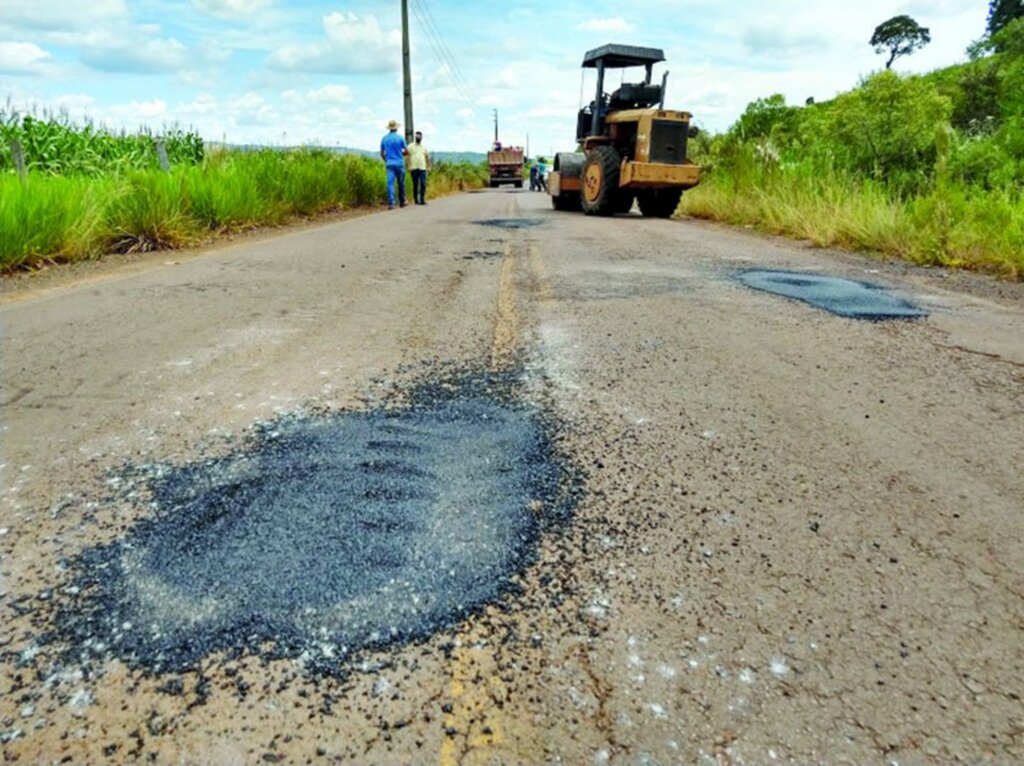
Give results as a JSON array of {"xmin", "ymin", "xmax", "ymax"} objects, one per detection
[
  {"xmin": 460, "ymin": 250, "xmax": 503, "ymax": 260},
  {"xmin": 474, "ymin": 219, "xmax": 542, "ymax": 230},
  {"xmin": 45, "ymin": 371, "xmax": 577, "ymax": 676},
  {"xmin": 735, "ymin": 269, "xmax": 927, "ymax": 320}
]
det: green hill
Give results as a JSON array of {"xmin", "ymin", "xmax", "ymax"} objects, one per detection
[
  {"xmin": 433, "ymin": 151, "xmax": 486, "ymax": 164},
  {"xmin": 680, "ymin": 18, "xmax": 1024, "ymax": 278}
]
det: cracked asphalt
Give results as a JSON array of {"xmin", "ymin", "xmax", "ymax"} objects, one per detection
[{"xmin": 1, "ymin": 189, "xmax": 1022, "ymax": 765}]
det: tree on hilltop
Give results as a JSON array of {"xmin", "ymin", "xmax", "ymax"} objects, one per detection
[
  {"xmin": 987, "ymin": 0, "xmax": 1024, "ymax": 36},
  {"xmin": 871, "ymin": 15, "xmax": 932, "ymax": 69}
]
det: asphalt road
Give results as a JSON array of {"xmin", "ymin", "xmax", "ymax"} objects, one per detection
[{"xmin": 1, "ymin": 189, "xmax": 1022, "ymax": 765}]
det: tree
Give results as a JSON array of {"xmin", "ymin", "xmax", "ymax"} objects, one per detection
[
  {"xmin": 871, "ymin": 15, "xmax": 932, "ymax": 69},
  {"xmin": 826, "ymin": 70, "xmax": 951, "ymax": 183},
  {"xmin": 987, "ymin": 0, "xmax": 1024, "ymax": 37},
  {"xmin": 733, "ymin": 94, "xmax": 799, "ymax": 140}
]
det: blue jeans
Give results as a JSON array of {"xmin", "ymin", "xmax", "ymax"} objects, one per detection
[{"xmin": 386, "ymin": 163, "xmax": 406, "ymax": 206}]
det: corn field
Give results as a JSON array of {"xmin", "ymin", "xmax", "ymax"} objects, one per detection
[
  {"xmin": 0, "ymin": 105, "xmax": 203, "ymax": 176},
  {"xmin": 0, "ymin": 111, "xmax": 488, "ymax": 271}
]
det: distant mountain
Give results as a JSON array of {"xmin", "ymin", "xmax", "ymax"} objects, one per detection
[
  {"xmin": 326, "ymin": 145, "xmax": 376, "ymax": 157},
  {"xmin": 212, "ymin": 144, "xmax": 486, "ymax": 164},
  {"xmin": 432, "ymin": 151, "xmax": 486, "ymax": 164},
  {"xmin": 315, "ymin": 148, "xmax": 487, "ymax": 164},
  {"xmin": 328, "ymin": 147, "xmax": 486, "ymax": 164},
  {"xmin": 329, "ymin": 148, "xmax": 485, "ymax": 164}
]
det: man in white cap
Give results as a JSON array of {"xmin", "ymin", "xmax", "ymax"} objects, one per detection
[{"xmin": 380, "ymin": 119, "xmax": 408, "ymax": 209}]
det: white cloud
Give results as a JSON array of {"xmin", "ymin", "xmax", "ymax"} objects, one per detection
[
  {"xmin": 0, "ymin": 0, "xmax": 127, "ymax": 31},
  {"xmin": 79, "ymin": 36, "xmax": 189, "ymax": 74},
  {"xmin": 2, "ymin": 0, "xmax": 990, "ymax": 153},
  {"xmin": 742, "ymin": 22, "xmax": 827, "ymax": 58},
  {"xmin": 576, "ymin": 18, "xmax": 636, "ymax": 34},
  {"xmin": 281, "ymin": 84, "xmax": 354, "ymax": 114},
  {"xmin": 46, "ymin": 93, "xmax": 98, "ymax": 117},
  {"xmin": 191, "ymin": 0, "xmax": 273, "ymax": 18},
  {"xmin": 302, "ymin": 84, "xmax": 353, "ymax": 104},
  {"xmin": 107, "ymin": 99, "xmax": 169, "ymax": 121},
  {"xmin": 0, "ymin": 41, "xmax": 53, "ymax": 75},
  {"xmin": 267, "ymin": 12, "xmax": 400, "ymax": 74}
]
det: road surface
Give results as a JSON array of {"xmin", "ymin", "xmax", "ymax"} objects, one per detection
[{"xmin": 1, "ymin": 189, "xmax": 1022, "ymax": 765}]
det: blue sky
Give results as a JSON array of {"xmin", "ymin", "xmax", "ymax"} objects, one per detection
[{"xmin": 0, "ymin": 0, "xmax": 989, "ymax": 156}]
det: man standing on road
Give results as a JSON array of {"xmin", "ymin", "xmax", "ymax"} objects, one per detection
[
  {"xmin": 407, "ymin": 130, "xmax": 430, "ymax": 205},
  {"xmin": 380, "ymin": 119, "xmax": 408, "ymax": 209}
]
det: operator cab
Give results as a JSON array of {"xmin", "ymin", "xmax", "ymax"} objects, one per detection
[{"xmin": 576, "ymin": 44, "xmax": 666, "ymax": 142}]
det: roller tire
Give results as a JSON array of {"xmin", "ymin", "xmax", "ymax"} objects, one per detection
[
  {"xmin": 581, "ymin": 146, "xmax": 620, "ymax": 216},
  {"xmin": 552, "ymin": 193, "xmax": 581, "ymax": 212},
  {"xmin": 638, "ymin": 188, "xmax": 683, "ymax": 218},
  {"xmin": 613, "ymin": 191, "xmax": 635, "ymax": 214}
]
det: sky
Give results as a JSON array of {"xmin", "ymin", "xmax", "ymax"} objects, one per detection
[{"xmin": 0, "ymin": 0, "xmax": 990, "ymax": 156}]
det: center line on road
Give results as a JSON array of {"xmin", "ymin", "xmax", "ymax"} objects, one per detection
[
  {"xmin": 527, "ymin": 244, "xmax": 554, "ymax": 303},
  {"xmin": 441, "ymin": 224, "xmax": 526, "ymax": 766},
  {"xmin": 439, "ymin": 619, "xmax": 509, "ymax": 766},
  {"xmin": 490, "ymin": 241, "xmax": 520, "ymax": 371}
]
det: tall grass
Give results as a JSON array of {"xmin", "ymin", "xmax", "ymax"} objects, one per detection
[
  {"xmin": 0, "ymin": 175, "xmax": 109, "ymax": 268},
  {"xmin": 679, "ymin": 58, "xmax": 1024, "ymax": 280},
  {"xmin": 679, "ymin": 162, "xmax": 1024, "ymax": 278},
  {"xmin": 0, "ymin": 148, "xmax": 487, "ymax": 270}
]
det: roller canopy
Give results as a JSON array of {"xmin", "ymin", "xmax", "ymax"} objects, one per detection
[{"xmin": 582, "ymin": 44, "xmax": 665, "ymax": 68}]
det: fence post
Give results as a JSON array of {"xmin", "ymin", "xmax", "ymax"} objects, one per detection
[
  {"xmin": 9, "ymin": 139, "xmax": 27, "ymax": 183},
  {"xmin": 155, "ymin": 140, "xmax": 171, "ymax": 172}
]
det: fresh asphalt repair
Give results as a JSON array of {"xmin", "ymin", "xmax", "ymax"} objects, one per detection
[
  {"xmin": 736, "ymin": 269, "xmax": 928, "ymax": 320},
  {"xmin": 473, "ymin": 219, "xmax": 542, "ymax": 230},
  {"xmin": 37, "ymin": 369, "xmax": 580, "ymax": 679}
]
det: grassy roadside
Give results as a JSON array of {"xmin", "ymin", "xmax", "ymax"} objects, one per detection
[
  {"xmin": 675, "ymin": 21, "xmax": 1024, "ymax": 281},
  {"xmin": 678, "ymin": 165, "xmax": 1024, "ymax": 279},
  {"xmin": 0, "ymin": 148, "xmax": 487, "ymax": 272}
]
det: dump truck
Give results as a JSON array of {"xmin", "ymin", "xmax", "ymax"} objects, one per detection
[
  {"xmin": 487, "ymin": 145, "xmax": 524, "ymax": 188},
  {"xmin": 549, "ymin": 44, "xmax": 700, "ymax": 216}
]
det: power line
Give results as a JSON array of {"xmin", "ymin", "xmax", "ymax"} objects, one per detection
[
  {"xmin": 413, "ymin": 0, "xmax": 476, "ymax": 104},
  {"xmin": 410, "ymin": 1, "xmax": 474, "ymax": 107},
  {"xmin": 409, "ymin": 0, "xmax": 477, "ymax": 108},
  {"xmin": 409, "ymin": 4, "xmax": 469, "ymax": 104}
]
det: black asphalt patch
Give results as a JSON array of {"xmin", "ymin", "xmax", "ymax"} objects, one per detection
[
  {"xmin": 474, "ymin": 219, "xmax": 542, "ymax": 230},
  {"xmin": 460, "ymin": 250, "xmax": 503, "ymax": 260},
  {"xmin": 45, "ymin": 371, "xmax": 577, "ymax": 676},
  {"xmin": 736, "ymin": 269, "xmax": 927, "ymax": 320}
]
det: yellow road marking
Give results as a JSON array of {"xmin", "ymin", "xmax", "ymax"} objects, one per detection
[
  {"xmin": 526, "ymin": 244, "xmax": 554, "ymax": 303},
  {"xmin": 489, "ymin": 241, "xmax": 519, "ymax": 371},
  {"xmin": 438, "ymin": 620, "xmax": 508, "ymax": 766},
  {"xmin": 440, "ymin": 228, "xmax": 528, "ymax": 766}
]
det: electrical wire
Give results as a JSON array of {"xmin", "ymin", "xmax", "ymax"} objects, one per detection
[
  {"xmin": 414, "ymin": 0, "xmax": 477, "ymax": 104},
  {"xmin": 409, "ymin": 0, "xmax": 478, "ymax": 108},
  {"xmin": 412, "ymin": 6, "xmax": 476, "ymax": 108},
  {"xmin": 410, "ymin": 4, "xmax": 474, "ymax": 106}
]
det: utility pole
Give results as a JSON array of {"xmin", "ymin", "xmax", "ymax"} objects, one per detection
[
  {"xmin": 401, "ymin": 0, "xmax": 414, "ymax": 143},
  {"xmin": 493, "ymin": 109, "xmax": 498, "ymax": 144}
]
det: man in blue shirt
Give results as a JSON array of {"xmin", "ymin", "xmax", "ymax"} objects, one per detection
[{"xmin": 380, "ymin": 119, "xmax": 408, "ymax": 209}]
